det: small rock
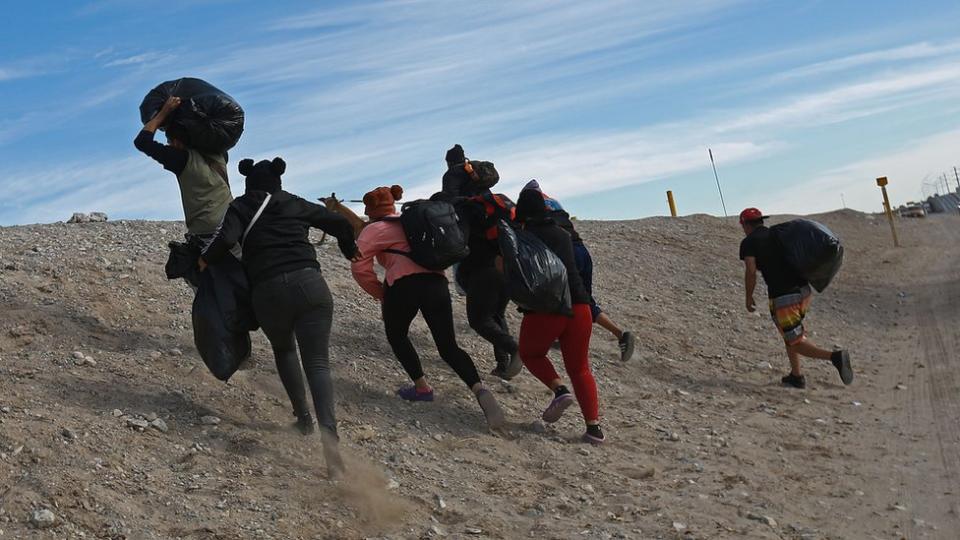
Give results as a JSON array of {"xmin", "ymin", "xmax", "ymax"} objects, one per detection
[
  {"xmin": 146, "ymin": 412, "xmax": 158, "ymax": 422},
  {"xmin": 672, "ymin": 521, "xmax": 686, "ymax": 531},
  {"xmin": 895, "ymin": 384, "xmax": 907, "ymax": 390},
  {"xmin": 170, "ymin": 348, "xmax": 183, "ymax": 356},
  {"xmin": 30, "ymin": 509, "xmax": 56, "ymax": 529},
  {"xmin": 530, "ymin": 421, "xmax": 547, "ymax": 433},
  {"xmin": 199, "ymin": 415, "xmax": 221, "ymax": 426},
  {"xmin": 127, "ymin": 417, "xmax": 149, "ymax": 430},
  {"xmin": 578, "ymin": 447, "xmax": 591, "ymax": 456},
  {"xmin": 84, "ymin": 357, "xmax": 97, "ymax": 367},
  {"xmin": 1, "ymin": 406, "xmax": 11, "ymax": 414},
  {"xmin": 386, "ymin": 479, "xmax": 400, "ymax": 490},
  {"xmin": 465, "ymin": 527, "xmax": 482, "ymax": 535},
  {"xmin": 150, "ymin": 419, "xmax": 169, "ymax": 433},
  {"xmin": 111, "ymin": 409, "xmax": 123, "ymax": 417},
  {"xmin": 71, "ymin": 351, "xmax": 85, "ymax": 360},
  {"xmin": 890, "ymin": 503, "xmax": 907, "ymax": 512},
  {"xmin": 149, "ymin": 351, "xmax": 162, "ymax": 360},
  {"xmin": 432, "ymin": 434, "xmax": 443, "ymax": 442},
  {"xmin": 669, "ymin": 432, "xmax": 681, "ymax": 442},
  {"xmin": 436, "ymin": 494, "xmax": 447, "ymax": 510},
  {"xmin": 61, "ymin": 428, "xmax": 77, "ymax": 440},
  {"xmin": 746, "ymin": 513, "xmax": 778, "ymax": 528}
]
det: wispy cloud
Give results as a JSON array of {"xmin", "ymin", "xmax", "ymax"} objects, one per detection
[
  {"xmin": 103, "ymin": 51, "xmax": 176, "ymax": 68},
  {"xmin": 772, "ymin": 40, "xmax": 960, "ymax": 81}
]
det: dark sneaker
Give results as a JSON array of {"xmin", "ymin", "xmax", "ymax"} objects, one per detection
[
  {"xmin": 295, "ymin": 413, "xmax": 315, "ymax": 436},
  {"xmin": 618, "ymin": 332, "xmax": 636, "ymax": 362},
  {"xmin": 491, "ymin": 351, "xmax": 523, "ymax": 381},
  {"xmin": 583, "ymin": 425, "xmax": 606, "ymax": 445},
  {"xmin": 832, "ymin": 350, "xmax": 854, "ymax": 385},
  {"xmin": 397, "ymin": 385, "xmax": 435, "ymax": 402},
  {"xmin": 781, "ymin": 373, "xmax": 806, "ymax": 389},
  {"xmin": 542, "ymin": 391, "xmax": 575, "ymax": 423},
  {"xmin": 475, "ymin": 389, "xmax": 506, "ymax": 429}
]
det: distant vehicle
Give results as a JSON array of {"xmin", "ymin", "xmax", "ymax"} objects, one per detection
[{"xmin": 899, "ymin": 203, "xmax": 926, "ymax": 218}]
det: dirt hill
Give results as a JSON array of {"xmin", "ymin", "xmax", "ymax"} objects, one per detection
[{"xmin": 0, "ymin": 210, "xmax": 957, "ymax": 539}]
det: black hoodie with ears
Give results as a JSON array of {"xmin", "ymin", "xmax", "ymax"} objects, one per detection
[{"xmin": 240, "ymin": 157, "xmax": 286, "ymax": 194}]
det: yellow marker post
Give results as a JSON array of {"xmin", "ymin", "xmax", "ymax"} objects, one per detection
[
  {"xmin": 876, "ymin": 176, "xmax": 899, "ymax": 247},
  {"xmin": 666, "ymin": 190, "xmax": 678, "ymax": 217}
]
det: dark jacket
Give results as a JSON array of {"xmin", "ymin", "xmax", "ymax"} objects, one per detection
[
  {"xmin": 523, "ymin": 217, "xmax": 591, "ymax": 305},
  {"xmin": 442, "ymin": 165, "xmax": 485, "ymax": 198},
  {"xmin": 203, "ymin": 190, "xmax": 357, "ymax": 287}
]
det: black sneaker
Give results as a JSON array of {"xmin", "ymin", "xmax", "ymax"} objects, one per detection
[
  {"xmin": 781, "ymin": 373, "xmax": 806, "ymax": 389},
  {"xmin": 491, "ymin": 351, "xmax": 523, "ymax": 381},
  {"xmin": 831, "ymin": 350, "xmax": 854, "ymax": 385},
  {"xmin": 618, "ymin": 332, "xmax": 636, "ymax": 362}
]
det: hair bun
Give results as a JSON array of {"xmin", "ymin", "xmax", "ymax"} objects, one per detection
[{"xmin": 390, "ymin": 185, "xmax": 404, "ymax": 201}]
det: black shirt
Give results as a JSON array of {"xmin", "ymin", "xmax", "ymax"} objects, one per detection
[
  {"xmin": 524, "ymin": 217, "xmax": 591, "ymax": 306},
  {"xmin": 203, "ymin": 190, "xmax": 357, "ymax": 287},
  {"xmin": 739, "ymin": 225, "xmax": 807, "ymax": 298},
  {"xmin": 442, "ymin": 166, "xmax": 486, "ymax": 198}
]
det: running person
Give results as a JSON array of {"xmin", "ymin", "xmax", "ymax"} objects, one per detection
[
  {"xmin": 739, "ymin": 207, "xmax": 853, "ymax": 389},
  {"xmin": 514, "ymin": 189, "xmax": 605, "ymax": 444},
  {"xmin": 523, "ymin": 180, "xmax": 636, "ymax": 361},
  {"xmin": 201, "ymin": 157, "xmax": 358, "ymax": 478},
  {"xmin": 350, "ymin": 186, "xmax": 506, "ymax": 428}
]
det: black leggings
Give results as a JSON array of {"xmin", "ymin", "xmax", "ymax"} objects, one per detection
[
  {"xmin": 463, "ymin": 266, "xmax": 517, "ymax": 370},
  {"xmin": 382, "ymin": 273, "xmax": 481, "ymax": 388},
  {"xmin": 252, "ymin": 268, "xmax": 337, "ymax": 435}
]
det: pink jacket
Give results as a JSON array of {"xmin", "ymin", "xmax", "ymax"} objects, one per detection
[{"xmin": 351, "ymin": 217, "xmax": 444, "ymax": 300}]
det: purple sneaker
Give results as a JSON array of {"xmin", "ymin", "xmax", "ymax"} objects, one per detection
[
  {"xmin": 542, "ymin": 392, "xmax": 575, "ymax": 423},
  {"xmin": 397, "ymin": 385, "xmax": 434, "ymax": 402}
]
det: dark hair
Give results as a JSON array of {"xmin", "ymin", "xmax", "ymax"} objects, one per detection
[{"xmin": 165, "ymin": 124, "xmax": 190, "ymax": 146}]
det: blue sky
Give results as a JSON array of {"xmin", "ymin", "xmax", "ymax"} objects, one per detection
[{"xmin": 3, "ymin": 0, "xmax": 960, "ymax": 224}]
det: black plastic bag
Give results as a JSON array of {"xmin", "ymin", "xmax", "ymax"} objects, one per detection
[
  {"xmin": 497, "ymin": 220, "xmax": 572, "ymax": 315},
  {"xmin": 190, "ymin": 255, "xmax": 257, "ymax": 381},
  {"xmin": 770, "ymin": 219, "xmax": 844, "ymax": 293},
  {"xmin": 140, "ymin": 78, "xmax": 244, "ymax": 154},
  {"xmin": 165, "ymin": 240, "xmax": 201, "ymax": 287}
]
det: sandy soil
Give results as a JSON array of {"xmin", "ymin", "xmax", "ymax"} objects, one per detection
[{"xmin": 0, "ymin": 210, "xmax": 957, "ymax": 539}]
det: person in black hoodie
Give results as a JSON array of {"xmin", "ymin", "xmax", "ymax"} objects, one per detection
[
  {"xmin": 514, "ymin": 188, "xmax": 605, "ymax": 444},
  {"xmin": 200, "ymin": 157, "xmax": 358, "ymax": 478},
  {"xmin": 435, "ymin": 187, "xmax": 523, "ymax": 380}
]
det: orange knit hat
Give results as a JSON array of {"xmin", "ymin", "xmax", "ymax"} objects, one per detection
[{"xmin": 363, "ymin": 185, "xmax": 404, "ymax": 219}]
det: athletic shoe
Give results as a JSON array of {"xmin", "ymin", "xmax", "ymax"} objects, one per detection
[
  {"xmin": 491, "ymin": 351, "xmax": 523, "ymax": 381},
  {"xmin": 475, "ymin": 389, "xmax": 506, "ymax": 429},
  {"xmin": 781, "ymin": 373, "xmax": 806, "ymax": 389},
  {"xmin": 294, "ymin": 413, "xmax": 315, "ymax": 436},
  {"xmin": 583, "ymin": 425, "xmax": 606, "ymax": 445},
  {"xmin": 397, "ymin": 385, "xmax": 434, "ymax": 402},
  {"xmin": 618, "ymin": 332, "xmax": 636, "ymax": 362},
  {"xmin": 321, "ymin": 432, "xmax": 345, "ymax": 481},
  {"xmin": 542, "ymin": 391, "xmax": 575, "ymax": 423},
  {"xmin": 832, "ymin": 350, "xmax": 854, "ymax": 385}
]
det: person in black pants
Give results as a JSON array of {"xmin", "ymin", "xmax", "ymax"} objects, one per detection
[
  {"xmin": 201, "ymin": 157, "xmax": 358, "ymax": 479},
  {"xmin": 350, "ymin": 187, "xmax": 505, "ymax": 428}
]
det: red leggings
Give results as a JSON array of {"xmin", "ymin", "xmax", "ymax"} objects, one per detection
[{"xmin": 518, "ymin": 304, "xmax": 599, "ymax": 423}]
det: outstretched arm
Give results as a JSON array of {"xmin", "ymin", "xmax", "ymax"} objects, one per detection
[
  {"xmin": 296, "ymin": 198, "xmax": 358, "ymax": 259},
  {"xmin": 320, "ymin": 194, "xmax": 367, "ymax": 238}
]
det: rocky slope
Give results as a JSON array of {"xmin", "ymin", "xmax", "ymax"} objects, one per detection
[{"xmin": 0, "ymin": 211, "xmax": 957, "ymax": 539}]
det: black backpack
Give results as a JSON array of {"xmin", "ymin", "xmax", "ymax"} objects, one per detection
[
  {"xmin": 386, "ymin": 200, "xmax": 470, "ymax": 270},
  {"xmin": 770, "ymin": 219, "xmax": 844, "ymax": 292}
]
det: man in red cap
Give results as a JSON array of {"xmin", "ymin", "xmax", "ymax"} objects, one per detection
[{"xmin": 739, "ymin": 208, "xmax": 853, "ymax": 389}]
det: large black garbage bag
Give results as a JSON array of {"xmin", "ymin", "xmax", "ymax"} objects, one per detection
[
  {"xmin": 497, "ymin": 220, "xmax": 572, "ymax": 315},
  {"xmin": 190, "ymin": 255, "xmax": 257, "ymax": 381},
  {"xmin": 165, "ymin": 241, "xmax": 201, "ymax": 287},
  {"xmin": 140, "ymin": 77, "xmax": 244, "ymax": 154},
  {"xmin": 770, "ymin": 219, "xmax": 844, "ymax": 293}
]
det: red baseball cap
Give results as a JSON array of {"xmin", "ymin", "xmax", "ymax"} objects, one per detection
[{"xmin": 739, "ymin": 207, "xmax": 767, "ymax": 224}]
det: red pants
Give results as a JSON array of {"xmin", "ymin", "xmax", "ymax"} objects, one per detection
[{"xmin": 519, "ymin": 304, "xmax": 599, "ymax": 423}]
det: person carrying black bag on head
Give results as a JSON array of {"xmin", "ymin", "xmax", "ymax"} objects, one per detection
[{"xmin": 201, "ymin": 157, "xmax": 358, "ymax": 479}]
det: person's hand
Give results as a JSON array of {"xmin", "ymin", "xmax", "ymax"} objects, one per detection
[
  {"xmin": 746, "ymin": 296, "xmax": 756, "ymax": 313},
  {"xmin": 350, "ymin": 248, "xmax": 363, "ymax": 263},
  {"xmin": 198, "ymin": 257, "xmax": 208, "ymax": 272},
  {"xmin": 160, "ymin": 96, "xmax": 182, "ymax": 115}
]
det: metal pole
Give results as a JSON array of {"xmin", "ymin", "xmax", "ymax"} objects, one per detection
[
  {"xmin": 707, "ymin": 148, "xmax": 728, "ymax": 218},
  {"xmin": 841, "ymin": 193, "xmax": 846, "ymax": 209},
  {"xmin": 666, "ymin": 190, "xmax": 678, "ymax": 217},
  {"xmin": 877, "ymin": 176, "xmax": 899, "ymax": 248}
]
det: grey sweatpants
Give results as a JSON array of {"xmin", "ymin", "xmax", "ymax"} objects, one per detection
[{"xmin": 252, "ymin": 267, "xmax": 337, "ymax": 436}]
